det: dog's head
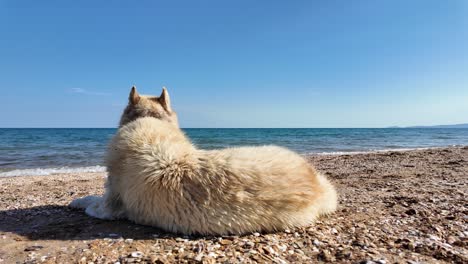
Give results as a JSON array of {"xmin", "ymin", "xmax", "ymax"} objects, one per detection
[{"xmin": 119, "ymin": 86, "xmax": 179, "ymax": 127}]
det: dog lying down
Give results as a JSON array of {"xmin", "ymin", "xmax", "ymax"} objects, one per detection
[{"xmin": 70, "ymin": 86, "xmax": 337, "ymax": 235}]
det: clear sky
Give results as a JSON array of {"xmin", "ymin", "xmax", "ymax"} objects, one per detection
[{"xmin": 1, "ymin": 0, "xmax": 467, "ymax": 128}]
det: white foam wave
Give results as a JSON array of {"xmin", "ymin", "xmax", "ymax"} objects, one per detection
[
  {"xmin": 308, "ymin": 146, "xmax": 450, "ymax": 156},
  {"xmin": 0, "ymin": 165, "xmax": 107, "ymax": 177}
]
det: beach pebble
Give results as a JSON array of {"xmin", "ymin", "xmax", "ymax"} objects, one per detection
[
  {"xmin": 24, "ymin": 245, "xmax": 43, "ymax": 251},
  {"xmin": 130, "ymin": 251, "xmax": 143, "ymax": 258},
  {"xmin": 313, "ymin": 239, "xmax": 321, "ymax": 246},
  {"xmin": 319, "ymin": 249, "xmax": 333, "ymax": 261},
  {"xmin": 194, "ymin": 253, "xmax": 204, "ymax": 261},
  {"xmin": 219, "ymin": 239, "xmax": 232, "ymax": 245},
  {"xmin": 446, "ymin": 236, "xmax": 457, "ymax": 244}
]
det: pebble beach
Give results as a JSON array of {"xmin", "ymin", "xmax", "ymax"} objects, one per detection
[{"xmin": 1, "ymin": 147, "xmax": 467, "ymax": 263}]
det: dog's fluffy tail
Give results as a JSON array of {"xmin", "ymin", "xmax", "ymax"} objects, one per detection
[{"xmin": 316, "ymin": 173, "xmax": 338, "ymax": 215}]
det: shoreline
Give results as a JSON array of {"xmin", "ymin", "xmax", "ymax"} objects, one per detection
[
  {"xmin": 1, "ymin": 146, "xmax": 467, "ymax": 263},
  {"xmin": 1, "ymin": 145, "xmax": 467, "ymax": 178}
]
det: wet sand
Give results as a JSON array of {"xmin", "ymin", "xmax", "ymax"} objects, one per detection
[{"xmin": 1, "ymin": 147, "xmax": 467, "ymax": 263}]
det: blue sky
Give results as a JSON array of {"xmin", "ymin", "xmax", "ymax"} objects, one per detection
[{"xmin": 1, "ymin": 0, "xmax": 467, "ymax": 128}]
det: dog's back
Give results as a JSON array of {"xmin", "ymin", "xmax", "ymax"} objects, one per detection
[{"xmin": 106, "ymin": 115, "xmax": 337, "ymax": 235}]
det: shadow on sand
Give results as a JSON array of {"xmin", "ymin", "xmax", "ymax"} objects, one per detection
[{"xmin": 0, "ymin": 205, "xmax": 207, "ymax": 241}]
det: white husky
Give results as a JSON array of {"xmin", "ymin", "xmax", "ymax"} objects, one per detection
[{"xmin": 70, "ymin": 87, "xmax": 337, "ymax": 235}]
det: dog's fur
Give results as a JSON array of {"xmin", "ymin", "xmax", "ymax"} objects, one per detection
[{"xmin": 70, "ymin": 86, "xmax": 338, "ymax": 235}]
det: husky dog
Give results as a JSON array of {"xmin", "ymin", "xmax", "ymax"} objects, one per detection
[{"xmin": 70, "ymin": 86, "xmax": 337, "ymax": 235}]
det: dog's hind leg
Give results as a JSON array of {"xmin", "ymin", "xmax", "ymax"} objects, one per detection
[
  {"xmin": 74, "ymin": 192, "xmax": 126, "ymax": 220},
  {"xmin": 69, "ymin": 195, "xmax": 102, "ymax": 209},
  {"xmin": 69, "ymin": 195, "xmax": 114, "ymax": 219},
  {"xmin": 69, "ymin": 176, "xmax": 126, "ymax": 220},
  {"xmin": 84, "ymin": 196, "xmax": 116, "ymax": 220},
  {"xmin": 69, "ymin": 194, "xmax": 125, "ymax": 220}
]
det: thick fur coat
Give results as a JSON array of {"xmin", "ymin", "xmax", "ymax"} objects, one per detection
[{"xmin": 70, "ymin": 87, "xmax": 338, "ymax": 235}]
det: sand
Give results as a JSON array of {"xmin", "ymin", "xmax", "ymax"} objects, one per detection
[{"xmin": 0, "ymin": 147, "xmax": 467, "ymax": 263}]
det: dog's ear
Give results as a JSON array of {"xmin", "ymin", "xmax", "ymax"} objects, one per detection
[
  {"xmin": 129, "ymin": 86, "xmax": 140, "ymax": 105},
  {"xmin": 159, "ymin": 87, "xmax": 172, "ymax": 112}
]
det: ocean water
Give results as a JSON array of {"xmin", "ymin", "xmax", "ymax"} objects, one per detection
[{"xmin": 1, "ymin": 128, "xmax": 468, "ymax": 176}]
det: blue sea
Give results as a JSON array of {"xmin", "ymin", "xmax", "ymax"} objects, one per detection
[{"xmin": 1, "ymin": 128, "xmax": 468, "ymax": 176}]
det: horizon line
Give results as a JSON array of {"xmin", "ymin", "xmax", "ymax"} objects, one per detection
[{"xmin": 1, "ymin": 126, "xmax": 467, "ymax": 129}]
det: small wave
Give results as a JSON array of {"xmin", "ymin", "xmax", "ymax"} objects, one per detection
[
  {"xmin": 308, "ymin": 146, "xmax": 452, "ymax": 156},
  {"xmin": 0, "ymin": 165, "xmax": 106, "ymax": 177}
]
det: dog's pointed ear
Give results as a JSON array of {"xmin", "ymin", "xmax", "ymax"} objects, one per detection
[
  {"xmin": 159, "ymin": 87, "xmax": 172, "ymax": 112},
  {"xmin": 129, "ymin": 86, "xmax": 140, "ymax": 105}
]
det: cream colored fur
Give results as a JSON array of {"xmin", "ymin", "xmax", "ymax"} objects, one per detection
[{"xmin": 70, "ymin": 87, "xmax": 338, "ymax": 235}]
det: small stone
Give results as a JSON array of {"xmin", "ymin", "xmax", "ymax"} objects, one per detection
[
  {"xmin": 447, "ymin": 236, "xmax": 457, "ymax": 244},
  {"xmin": 204, "ymin": 257, "xmax": 216, "ymax": 264},
  {"xmin": 130, "ymin": 251, "xmax": 143, "ymax": 258},
  {"xmin": 253, "ymin": 232, "xmax": 260, "ymax": 237},
  {"xmin": 405, "ymin": 209, "xmax": 417, "ymax": 215},
  {"xmin": 265, "ymin": 246, "xmax": 276, "ymax": 255},
  {"xmin": 295, "ymin": 249, "xmax": 305, "ymax": 255},
  {"xmin": 275, "ymin": 258, "xmax": 287, "ymax": 264},
  {"xmin": 313, "ymin": 239, "xmax": 320, "ymax": 246},
  {"xmin": 24, "ymin": 245, "xmax": 44, "ymax": 251},
  {"xmin": 359, "ymin": 261, "xmax": 375, "ymax": 264},
  {"xmin": 277, "ymin": 244, "xmax": 287, "ymax": 252},
  {"xmin": 442, "ymin": 243, "xmax": 452, "ymax": 248},
  {"xmin": 124, "ymin": 238, "xmax": 134, "ymax": 243},
  {"xmin": 319, "ymin": 250, "xmax": 333, "ymax": 262},
  {"xmin": 194, "ymin": 253, "xmax": 203, "ymax": 262},
  {"xmin": 219, "ymin": 239, "xmax": 232, "ymax": 245}
]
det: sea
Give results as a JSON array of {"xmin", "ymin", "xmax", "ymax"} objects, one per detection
[{"xmin": 1, "ymin": 128, "xmax": 468, "ymax": 177}]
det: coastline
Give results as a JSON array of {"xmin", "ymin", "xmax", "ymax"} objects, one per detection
[
  {"xmin": 2, "ymin": 145, "xmax": 467, "ymax": 178},
  {"xmin": 1, "ymin": 146, "xmax": 467, "ymax": 263}
]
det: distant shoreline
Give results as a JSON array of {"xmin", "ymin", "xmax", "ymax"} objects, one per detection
[{"xmin": 388, "ymin": 123, "xmax": 468, "ymax": 129}]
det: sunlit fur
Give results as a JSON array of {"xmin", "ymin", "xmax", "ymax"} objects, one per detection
[{"xmin": 70, "ymin": 87, "xmax": 338, "ymax": 235}]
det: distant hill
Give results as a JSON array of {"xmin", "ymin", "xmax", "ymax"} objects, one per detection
[{"xmin": 389, "ymin": 123, "xmax": 468, "ymax": 128}]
